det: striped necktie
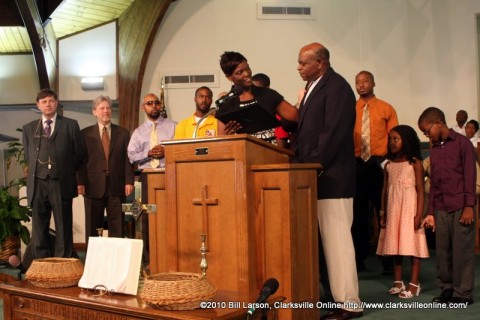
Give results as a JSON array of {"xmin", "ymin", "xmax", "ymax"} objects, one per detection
[{"xmin": 360, "ymin": 104, "xmax": 371, "ymax": 162}]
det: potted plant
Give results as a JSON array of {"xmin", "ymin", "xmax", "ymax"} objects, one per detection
[
  {"xmin": 0, "ymin": 129, "xmax": 31, "ymax": 262},
  {"xmin": 5, "ymin": 128, "xmax": 28, "ymax": 185}
]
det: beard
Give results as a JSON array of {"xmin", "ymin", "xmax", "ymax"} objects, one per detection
[{"xmin": 149, "ymin": 110, "xmax": 160, "ymax": 120}]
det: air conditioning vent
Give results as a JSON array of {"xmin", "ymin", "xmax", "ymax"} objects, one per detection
[
  {"xmin": 258, "ymin": 2, "xmax": 315, "ymax": 20},
  {"xmin": 163, "ymin": 72, "xmax": 218, "ymax": 88},
  {"xmin": 165, "ymin": 75, "xmax": 190, "ymax": 84}
]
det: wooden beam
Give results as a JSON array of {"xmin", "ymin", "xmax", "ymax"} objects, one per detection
[
  {"xmin": 117, "ymin": 0, "xmax": 172, "ymax": 132},
  {"xmin": 36, "ymin": 0, "xmax": 63, "ymax": 23},
  {"xmin": 0, "ymin": 0, "xmax": 24, "ymax": 26},
  {"xmin": 14, "ymin": 0, "xmax": 50, "ymax": 89}
]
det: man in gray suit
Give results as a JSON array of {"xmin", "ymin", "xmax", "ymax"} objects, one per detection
[
  {"xmin": 77, "ymin": 95, "xmax": 134, "ymax": 240},
  {"xmin": 23, "ymin": 89, "xmax": 84, "ymax": 260},
  {"xmin": 294, "ymin": 43, "xmax": 363, "ymax": 320}
]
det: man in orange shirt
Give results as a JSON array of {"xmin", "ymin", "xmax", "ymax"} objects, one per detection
[{"xmin": 352, "ymin": 71, "xmax": 398, "ymax": 272}]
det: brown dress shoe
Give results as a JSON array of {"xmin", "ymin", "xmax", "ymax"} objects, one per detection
[{"xmin": 320, "ymin": 309, "xmax": 363, "ymax": 320}]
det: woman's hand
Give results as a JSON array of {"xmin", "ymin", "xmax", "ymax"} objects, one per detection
[{"xmin": 223, "ymin": 121, "xmax": 242, "ymax": 135}]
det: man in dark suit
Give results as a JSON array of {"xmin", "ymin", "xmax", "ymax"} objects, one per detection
[
  {"xmin": 22, "ymin": 89, "xmax": 84, "ymax": 260},
  {"xmin": 77, "ymin": 95, "xmax": 134, "ymax": 240},
  {"xmin": 294, "ymin": 43, "xmax": 363, "ymax": 320}
]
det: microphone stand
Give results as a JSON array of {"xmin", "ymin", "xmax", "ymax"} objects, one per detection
[
  {"xmin": 261, "ymin": 308, "xmax": 268, "ymax": 320},
  {"xmin": 193, "ymin": 108, "xmax": 217, "ymax": 138}
]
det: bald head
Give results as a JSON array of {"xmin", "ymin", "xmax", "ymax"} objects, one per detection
[
  {"xmin": 301, "ymin": 43, "xmax": 329, "ymax": 60},
  {"xmin": 297, "ymin": 42, "xmax": 330, "ymax": 82}
]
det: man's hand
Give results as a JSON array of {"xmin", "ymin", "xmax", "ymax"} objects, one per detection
[
  {"xmin": 125, "ymin": 184, "xmax": 134, "ymax": 197},
  {"xmin": 148, "ymin": 145, "xmax": 165, "ymax": 158},
  {"xmin": 459, "ymin": 207, "xmax": 474, "ymax": 225}
]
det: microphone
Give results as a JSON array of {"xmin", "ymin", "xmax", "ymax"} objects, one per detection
[
  {"xmin": 8, "ymin": 255, "xmax": 27, "ymax": 274},
  {"xmin": 215, "ymin": 85, "xmax": 244, "ymax": 108},
  {"xmin": 193, "ymin": 107, "xmax": 217, "ymax": 138},
  {"xmin": 247, "ymin": 278, "xmax": 279, "ymax": 316}
]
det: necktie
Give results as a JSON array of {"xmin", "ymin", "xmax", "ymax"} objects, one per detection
[
  {"xmin": 150, "ymin": 123, "xmax": 160, "ymax": 168},
  {"xmin": 360, "ymin": 104, "xmax": 371, "ymax": 162},
  {"xmin": 302, "ymin": 81, "xmax": 314, "ymax": 106},
  {"xmin": 44, "ymin": 119, "xmax": 52, "ymax": 138},
  {"xmin": 102, "ymin": 126, "xmax": 110, "ymax": 170}
]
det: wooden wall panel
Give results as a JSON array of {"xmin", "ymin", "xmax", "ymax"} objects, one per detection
[{"xmin": 118, "ymin": 0, "xmax": 172, "ymax": 132}]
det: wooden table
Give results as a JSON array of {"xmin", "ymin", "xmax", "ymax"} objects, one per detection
[{"xmin": 0, "ymin": 281, "xmax": 265, "ymax": 320}]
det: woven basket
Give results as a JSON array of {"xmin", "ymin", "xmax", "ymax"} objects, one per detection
[
  {"xmin": 0, "ymin": 235, "xmax": 20, "ymax": 263},
  {"xmin": 141, "ymin": 272, "xmax": 216, "ymax": 310},
  {"xmin": 26, "ymin": 258, "xmax": 84, "ymax": 288}
]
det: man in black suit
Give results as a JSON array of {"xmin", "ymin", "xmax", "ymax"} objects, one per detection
[
  {"xmin": 77, "ymin": 95, "xmax": 134, "ymax": 240},
  {"xmin": 294, "ymin": 43, "xmax": 363, "ymax": 320},
  {"xmin": 22, "ymin": 89, "xmax": 84, "ymax": 259}
]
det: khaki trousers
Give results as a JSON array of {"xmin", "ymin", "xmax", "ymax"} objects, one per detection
[{"xmin": 317, "ymin": 198, "xmax": 363, "ymax": 311}]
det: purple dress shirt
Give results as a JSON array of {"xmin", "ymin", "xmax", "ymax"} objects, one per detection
[{"xmin": 428, "ymin": 129, "xmax": 476, "ymax": 214}]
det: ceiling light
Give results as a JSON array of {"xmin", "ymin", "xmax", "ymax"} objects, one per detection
[{"xmin": 80, "ymin": 77, "xmax": 105, "ymax": 91}]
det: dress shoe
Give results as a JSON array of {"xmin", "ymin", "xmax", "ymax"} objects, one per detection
[
  {"xmin": 449, "ymin": 297, "xmax": 474, "ymax": 305},
  {"xmin": 432, "ymin": 289, "xmax": 453, "ymax": 303},
  {"xmin": 320, "ymin": 309, "xmax": 363, "ymax": 320},
  {"xmin": 321, "ymin": 295, "xmax": 336, "ymax": 310}
]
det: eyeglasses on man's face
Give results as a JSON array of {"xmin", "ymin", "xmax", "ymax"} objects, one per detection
[
  {"xmin": 423, "ymin": 123, "xmax": 435, "ymax": 136},
  {"xmin": 143, "ymin": 100, "xmax": 161, "ymax": 106}
]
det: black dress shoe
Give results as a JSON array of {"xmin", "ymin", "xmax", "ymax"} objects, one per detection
[
  {"xmin": 321, "ymin": 295, "xmax": 336, "ymax": 310},
  {"xmin": 320, "ymin": 309, "xmax": 363, "ymax": 320},
  {"xmin": 433, "ymin": 289, "xmax": 454, "ymax": 303},
  {"xmin": 449, "ymin": 297, "xmax": 474, "ymax": 305}
]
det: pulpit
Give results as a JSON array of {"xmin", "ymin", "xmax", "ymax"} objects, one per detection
[{"xmin": 143, "ymin": 134, "xmax": 320, "ymax": 319}]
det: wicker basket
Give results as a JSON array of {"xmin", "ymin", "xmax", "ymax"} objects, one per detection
[
  {"xmin": 141, "ymin": 272, "xmax": 216, "ymax": 310},
  {"xmin": 0, "ymin": 235, "xmax": 20, "ymax": 263},
  {"xmin": 26, "ymin": 258, "xmax": 84, "ymax": 288}
]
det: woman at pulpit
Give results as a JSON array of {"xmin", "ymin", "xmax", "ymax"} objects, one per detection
[{"xmin": 217, "ymin": 51, "xmax": 298, "ymax": 138}]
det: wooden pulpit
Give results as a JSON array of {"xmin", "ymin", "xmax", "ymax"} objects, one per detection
[{"xmin": 143, "ymin": 134, "xmax": 320, "ymax": 319}]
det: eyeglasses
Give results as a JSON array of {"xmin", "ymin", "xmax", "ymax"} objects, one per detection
[
  {"xmin": 143, "ymin": 100, "xmax": 161, "ymax": 106},
  {"xmin": 423, "ymin": 123, "xmax": 435, "ymax": 136}
]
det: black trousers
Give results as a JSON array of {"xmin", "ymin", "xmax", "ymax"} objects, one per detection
[
  {"xmin": 352, "ymin": 156, "xmax": 384, "ymax": 264},
  {"xmin": 31, "ymin": 177, "xmax": 74, "ymax": 259}
]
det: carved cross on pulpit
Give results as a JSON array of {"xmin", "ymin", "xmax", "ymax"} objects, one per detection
[{"xmin": 192, "ymin": 185, "xmax": 218, "ymax": 248}]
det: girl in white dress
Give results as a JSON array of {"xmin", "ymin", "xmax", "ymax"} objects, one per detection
[{"xmin": 376, "ymin": 125, "xmax": 429, "ymax": 298}]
